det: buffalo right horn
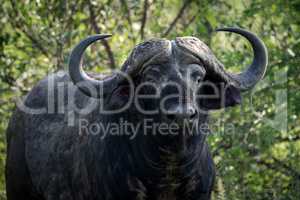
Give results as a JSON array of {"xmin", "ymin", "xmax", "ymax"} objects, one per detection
[
  {"xmin": 69, "ymin": 35, "xmax": 125, "ymax": 98},
  {"xmin": 216, "ymin": 27, "xmax": 268, "ymax": 91}
]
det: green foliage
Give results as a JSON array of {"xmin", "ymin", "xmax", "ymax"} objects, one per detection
[{"xmin": 0, "ymin": 0, "xmax": 299, "ymax": 199}]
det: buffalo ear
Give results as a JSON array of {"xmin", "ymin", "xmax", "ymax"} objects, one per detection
[
  {"xmin": 105, "ymin": 83, "xmax": 131, "ymax": 109},
  {"xmin": 199, "ymin": 83, "xmax": 242, "ymax": 110}
]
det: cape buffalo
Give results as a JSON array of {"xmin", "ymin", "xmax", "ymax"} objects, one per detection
[{"xmin": 5, "ymin": 28, "xmax": 267, "ymax": 200}]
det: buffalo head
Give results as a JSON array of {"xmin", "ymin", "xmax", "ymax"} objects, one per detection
[{"xmin": 68, "ymin": 28, "xmax": 267, "ymax": 128}]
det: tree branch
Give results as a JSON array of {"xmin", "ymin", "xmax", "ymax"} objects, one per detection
[
  {"xmin": 255, "ymin": 157, "xmax": 300, "ymax": 181},
  {"xmin": 162, "ymin": 0, "xmax": 192, "ymax": 37},
  {"xmin": 9, "ymin": 0, "xmax": 49, "ymax": 57},
  {"xmin": 182, "ymin": 14, "xmax": 197, "ymax": 30},
  {"xmin": 140, "ymin": 0, "xmax": 149, "ymax": 39},
  {"xmin": 213, "ymin": 141, "xmax": 300, "ymax": 182},
  {"xmin": 203, "ymin": 18, "xmax": 213, "ymax": 46},
  {"xmin": 272, "ymin": 157, "xmax": 300, "ymax": 179},
  {"xmin": 22, "ymin": 30, "xmax": 50, "ymax": 57},
  {"xmin": 276, "ymin": 135, "xmax": 300, "ymax": 142},
  {"xmin": 64, "ymin": 1, "xmax": 79, "ymax": 46},
  {"xmin": 120, "ymin": 0, "xmax": 133, "ymax": 31},
  {"xmin": 212, "ymin": 141, "xmax": 232, "ymax": 157},
  {"xmin": 88, "ymin": 1, "xmax": 116, "ymax": 69}
]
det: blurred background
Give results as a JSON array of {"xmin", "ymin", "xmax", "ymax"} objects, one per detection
[{"xmin": 0, "ymin": 0, "xmax": 299, "ymax": 199}]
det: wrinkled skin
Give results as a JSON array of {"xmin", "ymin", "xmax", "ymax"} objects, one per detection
[{"xmin": 6, "ymin": 38, "xmax": 243, "ymax": 200}]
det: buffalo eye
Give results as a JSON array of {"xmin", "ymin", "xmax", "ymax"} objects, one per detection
[
  {"xmin": 196, "ymin": 76, "xmax": 202, "ymax": 84},
  {"xmin": 188, "ymin": 64, "xmax": 206, "ymax": 84},
  {"xmin": 142, "ymin": 65, "xmax": 161, "ymax": 83},
  {"xmin": 191, "ymin": 70, "xmax": 205, "ymax": 84}
]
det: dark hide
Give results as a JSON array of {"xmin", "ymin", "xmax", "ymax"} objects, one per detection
[
  {"xmin": 6, "ymin": 37, "xmax": 245, "ymax": 200},
  {"xmin": 6, "ymin": 72, "xmax": 218, "ymax": 200}
]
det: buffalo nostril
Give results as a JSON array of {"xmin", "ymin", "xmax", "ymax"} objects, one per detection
[{"xmin": 189, "ymin": 109, "xmax": 197, "ymax": 119}]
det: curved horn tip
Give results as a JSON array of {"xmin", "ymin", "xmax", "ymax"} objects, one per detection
[
  {"xmin": 98, "ymin": 34, "xmax": 112, "ymax": 38},
  {"xmin": 214, "ymin": 27, "xmax": 268, "ymax": 90},
  {"xmin": 89, "ymin": 34, "xmax": 112, "ymax": 40},
  {"xmin": 215, "ymin": 27, "xmax": 246, "ymax": 32},
  {"xmin": 68, "ymin": 33, "xmax": 115, "ymax": 98}
]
